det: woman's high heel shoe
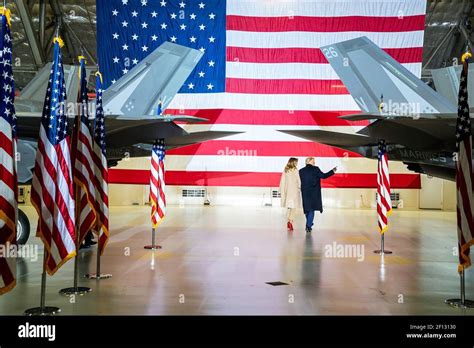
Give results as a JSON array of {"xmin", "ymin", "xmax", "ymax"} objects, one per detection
[{"xmin": 288, "ymin": 221, "xmax": 294, "ymax": 231}]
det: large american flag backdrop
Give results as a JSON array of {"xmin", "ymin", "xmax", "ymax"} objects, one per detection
[{"xmin": 97, "ymin": 0, "xmax": 425, "ymax": 189}]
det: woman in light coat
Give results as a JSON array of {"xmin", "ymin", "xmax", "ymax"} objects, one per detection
[{"xmin": 279, "ymin": 157, "xmax": 302, "ymax": 231}]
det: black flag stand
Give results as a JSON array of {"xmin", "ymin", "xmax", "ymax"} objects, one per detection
[
  {"xmin": 85, "ymin": 231, "xmax": 112, "ymax": 279},
  {"xmin": 58, "ymin": 229, "xmax": 92, "ymax": 296},
  {"xmin": 24, "ymin": 250, "xmax": 61, "ymax": 315},
  {"xmin": 445, "ymin": 268, "xmax": 474, "ymax": 308}
]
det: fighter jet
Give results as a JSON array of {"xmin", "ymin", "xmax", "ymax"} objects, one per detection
[
  {"xmin": 16, "ymin": 41, "xmax": 239, "ymax": 183},
  {"xmin": 279, "ymin": 36, "xmax": 471, "ymax": 181},
  {"xmin": 13, "ymin": 42, "xmax": 239, "ymax": 244}
]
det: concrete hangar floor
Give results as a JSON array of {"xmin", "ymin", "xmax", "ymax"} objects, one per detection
[{"xmin": 0, "ymin": 205, "xmax": 472, "ymax": 315}]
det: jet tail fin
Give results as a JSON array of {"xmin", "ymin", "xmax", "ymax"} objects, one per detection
[
  {"xmin": 320, "ymin": 36, "xmax": 456, "ymax": 114},
  {"xmin": 431, "ymin": 65, "xmax": 474, "ymax": 108},
  {"xmin": 19, "ymin": 63, "xmax": 90, "ymax": 104},
  {"xmin": 102, "ymin": 42, "xmax": 203, "ymax": 118}
]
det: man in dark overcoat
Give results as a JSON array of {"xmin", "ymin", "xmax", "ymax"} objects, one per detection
[{"xmin": 299, "ymin": 157, "xmax": 337, "ymax": 232}]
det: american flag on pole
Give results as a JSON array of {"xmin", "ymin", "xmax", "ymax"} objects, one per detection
[
  {"xmin": 455, "ymin": 53, "xmax": 473, "ymax": 273},
  {"xmin": 150, "ymin": 139, "xmax": 166, "ymax": 228},
  {"xmin": 30, "ymin": 37, "xmax": 76, "ymax": 275},
  {"xmin": 97, "ymin": 0, "xmax": 425, "ymax": 188},
  {"xmin": 72, "ymin": 56, "xmax": 97, "ymax": 247},
  {"xmin": 377, "ymin": 139, "xmax": 392, "ymax": 234},
  {"xmin": 0, "ymin": 8, "xmax": 17, "ymax": 295},
  {"xmin": 93, "ymin": 72, "xmax": 110, "ymax": 255}
]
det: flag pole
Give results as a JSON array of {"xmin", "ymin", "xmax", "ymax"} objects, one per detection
[
  {"xmin": 374, "ymin": 233, "xmax": 392, "ymax": 255},
  {"xmin": 24, "ymin": 247, "xmax": 61, "ymax": 315},
  {"xmin": 144, "ymin": 227, "xmax": 162, "ymax": 250},
  {"xmin": 59, "ymin": 55, "xmax": 92, "ymax": 295},
  {"xmin": 96, "ymin": 243, "xmax": 101, "ymax": 275},
  {"xmin": 55, "ymin": 14, "xmax": 61, "ymax": 38},
  {"xmin": 24, "ymin": 23, "xmax": 62, "ymax": 315},
  {"xmin": 85, "ymin": 68, "xmax": 112, "ymax": 280},
  {"xmin": 445, "ymin": 268, "xmax": 474, "ymax": 308},
  {"xmin": 85, "ymin": 230, "xmax": 112, "ymax": 279},
  {"xmin": 58, "ymin": 193, "xmax": 92, "ymax": 295}
]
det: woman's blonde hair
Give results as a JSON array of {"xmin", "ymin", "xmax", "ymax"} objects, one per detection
[{"xmin": 284, "ymin": 157, "xmax": 298, "ymax": 172}]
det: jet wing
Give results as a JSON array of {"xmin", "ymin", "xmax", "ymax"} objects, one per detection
[
  {"xmin": 134, "ymin": 131, "xmax": 242, "ymax": 151},
  {"xmin": 340, "ymin": 112, "xmax": 458, "ymax": 122},
  {"xmin": 16, "ymin": 114, "xmax": 43, "ymax": 139},
  {"xmin": 16, "ymin": 113, "xmax": 210, "ymax": 139},
  {"xmin": 104, "ymin": 128, "xmax": 241, "ymax": 166},
  {"xmin": 278, "ymin": 129, "xmax": 377, "ymax": 158},
  {"xmin": 107, "ymin": 114, "xmax": 208, "ymax": 123},
  {"xmin": 357, "ymin": 117, "xmax": 457, "ymax": 152},
  {"xmin": 278, "ymin": 128, "xmax": 457, "ymax": 181},
  {"xmin": 16, "ymin": 116, "xmax": 241, "ymax": 182},
  {"xmin": 338, "ymin": 112, "xmax": 386, "ymax": 121},
  {"xmin": 106, "ymin": 119, "xmax": 186, "ymax": 147},
  {"xmin": 165, "ymin": 131, "xmax": 241, "ymax": 148},
  {"xmin": 279, "ymin": 130, "xmax": 376, "ymax": 147},
  {"xmin": 17, "ymin": 115, "xmax": 240, "ymax": 150},
  {"xmin": 102, "ymin": 42, "xmax": 203, "ymax": 118},
  {"xmin": 104, "ymin": 118, "xmax": 240, "ymax": 149}
]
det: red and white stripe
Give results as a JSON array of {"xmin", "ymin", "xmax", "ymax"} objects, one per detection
[
  {"xmin": 92, "ymin": 141, "xmax": 110, "ymax": 255},
  {"xmin": 164, "ymin": 0, "xmax": 426, "ymax": 188},
  {"xmin": 377, "ymin": 148, "xmax": 392, "ymax": 234},
  {"xmin": 31, "ymin": 126, "xmax": 76, "ymax": 275},
  {"xmin": 74, "ymin": 120, "xmax": 98, "ymax": 246},
  {"xmin": 0, "ymin": 116, "xmax": 16, "ymax": 294},
  {"xmin": 150, "ymin": 149, "xmax": 165, "ymax": 227}
]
